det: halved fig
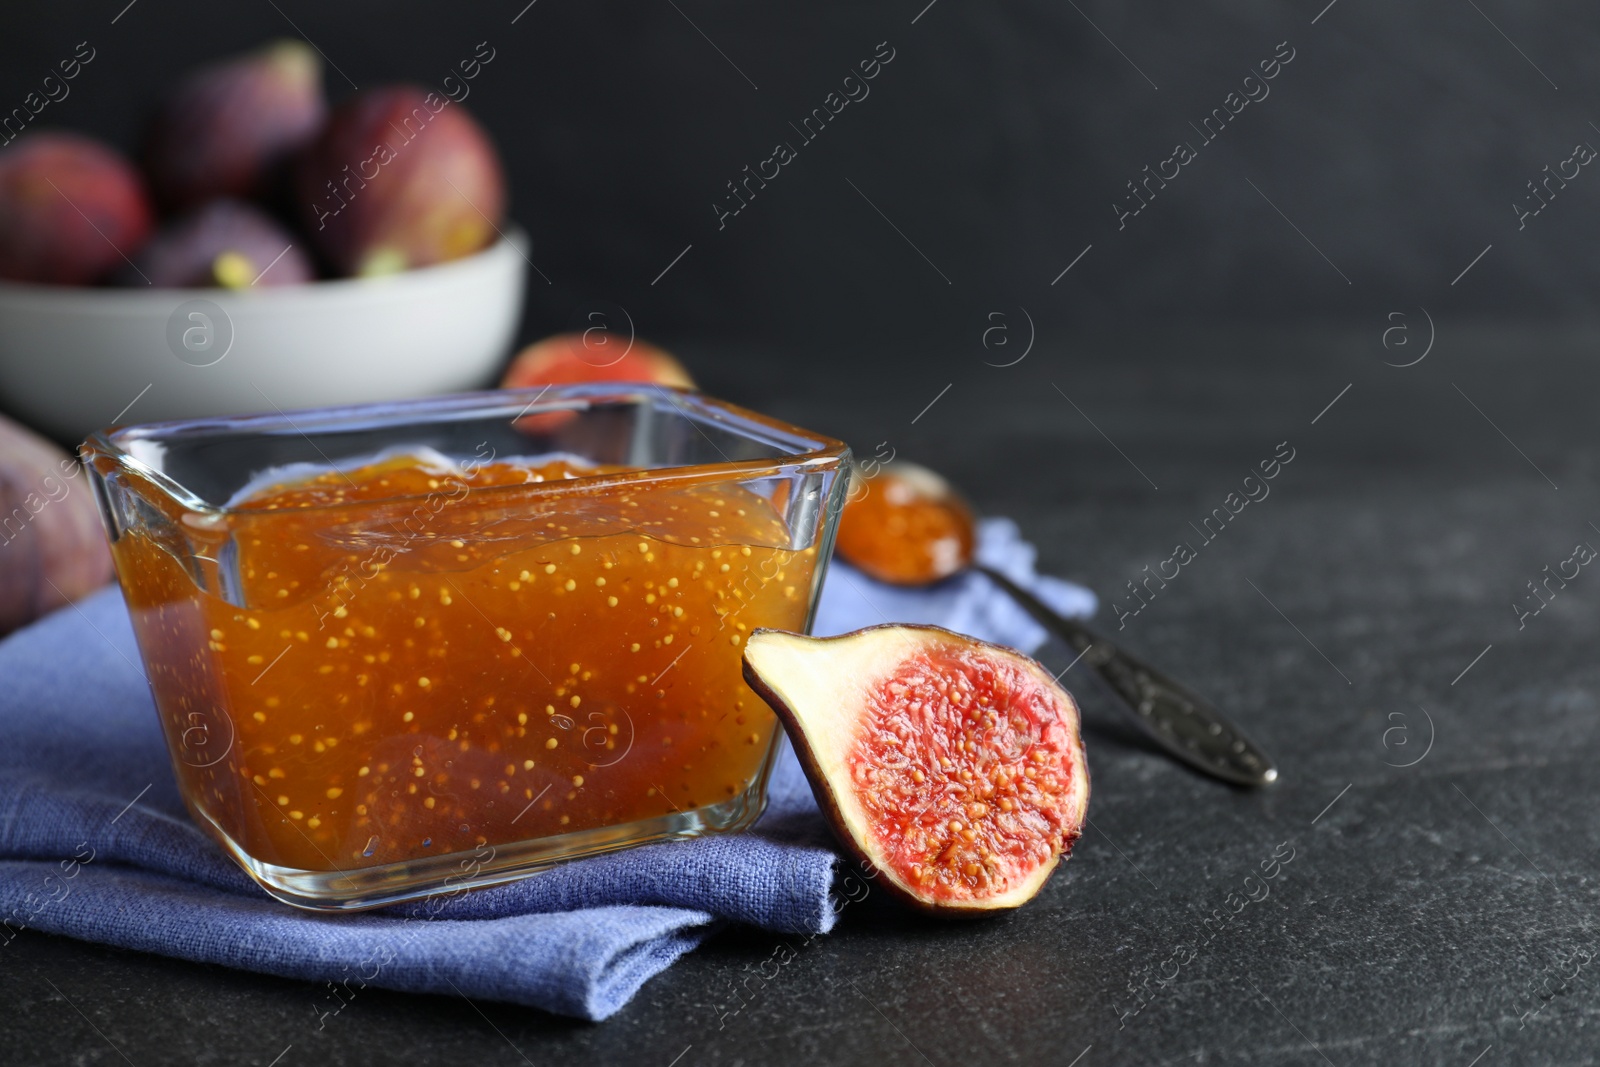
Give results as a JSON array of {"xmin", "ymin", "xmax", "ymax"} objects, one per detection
[{"xmin": 743, "ymin": 624, "xmax": 1089, "ymax": 916}]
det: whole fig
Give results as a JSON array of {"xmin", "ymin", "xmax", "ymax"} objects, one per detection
[
  {"xmin": 144, "ymin": 39, "xmax": 326, "ymax": 211},
  {"xmin": 501, "ymin": 333, "xmax": 694, "ymax": 390},
  {"xmin": 0, "ymin": 133, "xmax": 154, "ymax": 286},
  {"xmin": 120, "ymin": 199, "xmax": 313, "ymax": 288},
  {"xmin": 0, "ymin": 413, "xmax": 113, "ymax": 635},
  {"xmin": 296, "ymin": 85, "xmax": 506, "ymax": 277}
]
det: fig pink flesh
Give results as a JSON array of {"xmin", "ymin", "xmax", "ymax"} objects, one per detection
[{"xmin": 852, "ymin": 642, "xmax": 1083, "ymax": 904}]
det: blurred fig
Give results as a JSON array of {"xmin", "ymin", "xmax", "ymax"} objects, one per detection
[
  {"xmin": 296, "ymin": 85, "xmax": 505, "ymax": 276},
  {"xmin": 144, "ymin": 39, "xmax": 326, "ymax": 211},
  {"xmin": 0, "ymin": 413, "xmax": 113, "ymax": 635},
  {"xmin": 501, "ymin": 332, "xmax": 694, "ymax": 390},
  {"xmin": 0, "ymin": 133, "xmax": 153, "ymax": 285},
  {"xmin": 119, "ymin": 199, "xmax": 313, "ymax": 288},
  {"xmin": 502, "ymin": 333, "xmax": 693, "ymax": 434}
]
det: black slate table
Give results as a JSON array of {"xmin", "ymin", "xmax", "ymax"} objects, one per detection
[{"xmin": 5, "ymin": 323, "xmax": 1595, "ymax": 1066}]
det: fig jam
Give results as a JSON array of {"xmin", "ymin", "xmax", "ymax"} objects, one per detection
[
  {"xmin": 114, "ymin": 452, "xmax": 816, "ymax": 874},
  {"xmin": 835, "ymin": 467, "xmax": 975, "ymax": 584}
]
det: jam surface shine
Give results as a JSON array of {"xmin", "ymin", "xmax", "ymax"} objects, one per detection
[{"xmin": 115, "ymin": 452, "xmax": 815, "ymax": 873}]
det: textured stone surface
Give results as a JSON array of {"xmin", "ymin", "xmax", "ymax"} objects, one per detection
[{"xmin": 4, "ymin": 325, "xmax": 1596, "ymax": 1065}]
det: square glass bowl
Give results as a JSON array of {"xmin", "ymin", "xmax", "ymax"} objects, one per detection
[{"xmin": 81, "ymin": 384, "xmax": 850, "ymax": 910}]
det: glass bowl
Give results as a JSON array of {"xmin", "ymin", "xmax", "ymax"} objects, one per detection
[{"xmin": 81, "ymin": 384, "xmax": 850, "ymax": 910}]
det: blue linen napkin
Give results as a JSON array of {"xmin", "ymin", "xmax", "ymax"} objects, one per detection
[{"xmin": 0, "ymin": 518, "xmax": 1092, "ymax": 1020}]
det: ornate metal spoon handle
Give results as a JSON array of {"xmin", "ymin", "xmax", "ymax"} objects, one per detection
[{"xmin": 975, "ymin": 565, "xmax": 1278, "ymax": 787}]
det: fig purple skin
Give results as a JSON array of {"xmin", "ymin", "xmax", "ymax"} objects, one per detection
[
  {"xmin": 118, "ymin": 199, "xmax": 313, "ymax": 289},
  {"xmin": 0, "ymin": 411, "xmax": 114, "ymax": 635},
  {"xmin": 296, "ymin": 85, "xmax": 506, "ymax": 277},
  {"xmin": 144, "ymin": 39, "xmax": 326, "ymax": 212},
  {"xmin": 0, "ymin": 132, "xmax": 154, "ymax": 285}
]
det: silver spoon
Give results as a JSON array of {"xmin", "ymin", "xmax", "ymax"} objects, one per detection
[{"xmin": 832, "ymin": 460, "xmax": 1278, "ymax": 788}]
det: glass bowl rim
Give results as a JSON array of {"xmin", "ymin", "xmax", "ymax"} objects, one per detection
[{"xmin": 80, "ymin": 383, "xmax": 851, "ymax": 519}]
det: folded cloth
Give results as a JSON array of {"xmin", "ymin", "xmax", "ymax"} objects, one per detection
[{"xmin": 0, "ymin": 518, "xmax": 1092, "ymax": 1020}]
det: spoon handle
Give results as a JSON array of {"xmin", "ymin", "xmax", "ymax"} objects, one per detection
[{"xmin": 974, "ymin": 565, "xmax": 1279, "ymax": 788}]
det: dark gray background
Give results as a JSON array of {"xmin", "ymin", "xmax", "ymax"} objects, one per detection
[
  {"xmin": 3, "ymin": 2, "xmax": 1598, "ymax": 1065},
  {"xmin": 3, "ymin": 0, "xmax": 1597, "ymax": 349}
]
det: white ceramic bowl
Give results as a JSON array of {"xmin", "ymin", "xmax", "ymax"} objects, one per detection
[{"xmin": 0, "ymin": 231, "xmax": 527, "ymax": 442}]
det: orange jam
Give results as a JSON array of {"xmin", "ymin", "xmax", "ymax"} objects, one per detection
[{"xmin": 113, "ymin": 452, "xmax": 817, "ymax": 873}]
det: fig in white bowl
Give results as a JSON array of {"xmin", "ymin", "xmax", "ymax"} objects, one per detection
[{"xmin": 0, "ymin": 230, "xmax": 527, "ymax": 442}]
